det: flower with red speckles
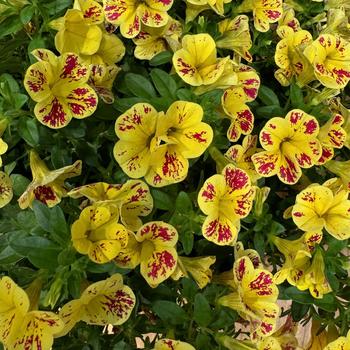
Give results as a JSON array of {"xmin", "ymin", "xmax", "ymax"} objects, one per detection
[
  {"xmin": 103, "ymin": 0, "xmax": 173, "ymax": 39},
  {"xmin": 57, "ymin": 274, "xmax": 135, "ymax": 337},
  {"xmin": 316, "ymin": 113, "xmax": 347, "ymax": 164},
  {"xmin": 24, "ymin": 49, "xmax": 98, "ymax": 129},
  {"xmin": 71, "ymin": 205, "xmax": 129, "ymax": 264},
  {"xmin": 68, "ymin": 179, "xmax": 153, "ymax": 231},
  {"xmin": 323, "ymin": 331, "xmax": 350, "ymax": 350},
  {"xmin": 0, "ymin": 171, "xmax": 13, "ymax": 208},
  {"xmin": 172, "ymin": 33, "xmax": 230, "ymax": 87},
  {"xmin": 153, "ymin": 338, "xmax": 196, "ymax": 350},
  {"xmin": 304, "ymin": 34, "xmax": 350, "ymax": 89},
  {"xmin": 0, "ymin": 276, "xmax": 64, "ymax": 350},
  {"xmin": 18, "ymin": 150, "xmax": 82, "ymax": 209},
  {"xmin": 115, "ymin": 221, "xmax": 178, "ymax": 287},
  {"xmin": 185, "ymin": 0, "xmax": 232, "ymax": 22},
  {"xmin": 236, "ymin": 0, "xmax": 283, "ymax": 32},
  {"xmin": 251, "ymin": 109, "xmax": 321, "ymax": 185},
  {"xmin": 198, "ymin": 164, "xmax": 255, "ymax": 246},
  {"xmin": 219, "ymin": 256, "xmax": 280, "ymax": 340},
  {"xmin": 277, "ymin": 6, "xmax": 300, "ymax": 32},
  {"xmin": 73, "ymin": 0, "xmax": 104, "ymax": 24},
  {"xmin": 113, "ymin": 101, "xmax": 213, "ymax": 187},
  {"xmin": 292, "ymin": 182, "xmax": 350, "ymax": 240}
]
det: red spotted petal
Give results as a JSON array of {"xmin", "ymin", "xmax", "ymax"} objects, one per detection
[
  {"xmin": 140, "ymin": 5, "xmax": 168, "ymax": 27},
  {"xmin": 58, "ymin": 53, "xmax": 89, "ymax": 83},
  {"xmin": 252, "ymin": 151, "xmax": 279, "ymax": 177},
  {"xmin": 223, "ymin": 164, "xmax": 251, "ymax": 195},
  {"xmin": 137, "ymin": 221, "xmax": 178, "ymax": 246},
  {"xmin": 227, "ymin": 107, "xmax": 254, "ymax": 142},
  {"xmin": 103, "ymin": 0, "xmax": 131, "ymax": 24},
  {"xmin": 24, "ymin": 62, "xmax": 52, "ymax": 102},
  {"xmin": 278, "ymin": 154, "xmax": 302, "ymax": 184},
  {"xmin": 65, "ymin": 86, "xmax": 98, "ymax": 119}
]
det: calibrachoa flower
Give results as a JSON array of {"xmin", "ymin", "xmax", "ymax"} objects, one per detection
[
  {"xmin": 133, "ymin": 17, "xmax": 182, "ymax": 60},
  {"xmin": 153, "ymin": 339, "xmax": 195, "ymax": 350},
  {"xmin": 103, "ymin": 0, "xmax": 173, "ymax": 38},
  {"xmin": 198, "ymin": 164, "xmax": 255, "ymax": 246},
  {"xmin": 323, "ymin": 331, "xmax": 350, "ymax": 350},
  {"xmin": 274, "ymin": 26, "xmax": 314, "ymax": 87},
  {"xmin": 0, "ymin": 119, "xmax": 8, "ymax": 167},
  {"xmin": 18, "ymin": 150, "xmax": 82, "ymax": 209},
  {"xmin": 68, "ymin": 180, "xmax": 153, "ymax": 231},
  {"xmin": 58, "ymin": 274, "xmax": 135, "ymax": 336},
  {"xmin": 219, "ymin": 256, "xmax": 280, "ymax": 339},
  {"xmin": 225, "ymin": 135, "xmax": 262, "ymax": 183},
  {"xmin": 252, "ymin": 109, "xmax": 321, "ymax": 185},
  {"xmin": 71, "ymin": 205, "xmax": 128, "ymax": 264},
  {"xmin": 304, "ymin": 34, "xmax": 350, "ymax": 89},
  {"xmin": 316, "ymin": 113, "xmax": 347, "ymax": 164},
  {"xmin": 216, "ymin": 15, "xmax": 253, "ymax": 62},
  {"xmin": 73, "ymin": 0, "xmax": 104, "ymax": 23},
  {"xmin": 292, "ymin": 182, "xmax": 350, "ymax": 240},
  {"xmin": 185, "ymin": 0, "xmax": 231, "ymax": 22},
  {"xmin": 0, "ymin": 276, "xmax": 64, "ymax": 350},
  {"xmin": 114, "ymin": 101, "xmax": 213, "ymax": 187},
  {"xmin": 172, "ymin": 33, "xmax": 230, "ymax": 87},
  {"xmin": 0, "ymin": 171, "xmax": 12, "ymax": 208},
  {"xmin": 24, "ymin": 49, "xmax": 98, "ymax": 128},
  {"xmin": 115, "ymin": 221, "xmax": 178, "ymax": 287},
  {"xmin": 236, "ymin": 0, "xmax": 283, "ymax": 32},
  {"xmin": 324, "ymin": 162, "xmax": 350, "ymax": 192},
  {"xmin": 171, "ymin": 256, "xmax": 216, "ymax": 288},
  {"xmin": 277, "ymin": 5, "xmax": 300, "ymax": 32}
]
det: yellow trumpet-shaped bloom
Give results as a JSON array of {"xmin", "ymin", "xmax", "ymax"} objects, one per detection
[
  {"xmin": 324, "ymin": 161, "xmax": 350, "ymax": 192},
  {"xmin": 219, "ymin": 256, "xmax": 280, "ymax": 339},
  {"xmin": 103, "ymin": 0, "xmax": 173, "ymax": 38},
  {"xmin": 73, "ymin": 0, "xmax": 104, "ymax": 24},
  {"xmin": 113, "ymin": 101, "xmax": 213, "ymax": 187},
  {"xmin": 58, "ymin": 274, "xmax": 135, "ymax": 336},
  {"xmin": 252, "ymin": 109, "xmax": 321, "ymax": 185},
  {"xmin": 153, "ymin": 338, "xmax": 196, "ymax": 350},
  {"xmin": 304, "ymin": 34, "xmax": 350, "ymax": 89},
  {"xmin": 292, "ymin": 182, "xmax": 350, "ymax": 240},
  {"xmin": 185, "ymin": 0, "xmax": 231, "ymax": 22},
  {"xmin": 24, "ymin": 49, "xmax": 98, "ymax": 128},
  {"xmin": 277, "ymin": 6, "xmax": 300, "ymax": 32},
  {"xmin": 68, "ymin": 179, "xmax": 153, "ymax": 231},
  {"xmin": 198, "ymin": 164, "xmax": 255, "ymax": 245},
  {"xmin": 18, "ymin": 150, "xmax": 82, "ymax": 209},
  {"xmin": 172, "ymin": 33, "xmax": 230, "ymax": 87},
  {"xmin": 71, "ymin": 205, "xmax": 128, "ymax": 264},
  {"xmin": 0, "ymin": 171, "xmax": 13, "ymax": 208},
  {"xmin": 0, "ymin": 276, "xmax": 64, "ymax": 350}
]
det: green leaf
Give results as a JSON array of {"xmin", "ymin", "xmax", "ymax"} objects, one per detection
[
  {"xmin": 181, "ymin": 230, "xmax": 194, "ymax": 255},
  {"xmin": 0, "ymin": 16, "xmax": 23, "ymax": 39},
  {"xmin": 196, "ymin": 333, "xmax": 212, "ymax": 350},
  {"xmin": 152, "ymin": 300, "xmax": 189, "ymax": 325},
  {"xmin": 150, "ymin": 69, "xmax": 177, "ymax": 98},
  {"xmin": 113, "ymin": 97, "xmax": 146, "ymax": 113},
  {"xmin": 32, "ymin": 200, "xmax": 51, "ymax": 232},
  {"xmin": 256, "ymin": 105, "xmax": 284, "ymax": 118},
  {"xmin": 284, "ymin": 287, "xmax": 314, "ymax": 304},
  {"xmin": 314, "ymin": 293, "xmax": 337, "ymax": 312},
  {"xmin": 291, "ymin": 301, "xmax": 309, "ymax": 321},
  {"xmin": 149, "ymin": 51, "xmax": 173, "ymax": 66},
  {"xmin": 175, "ymin": 191, "xmax": 192, "ymax": 214},
  {"xmin": 20, "ymin": 6, "xmax": 34, "ymax": 24},
  {"xmin": 10, "ymin": 174, "xmax": 30, "ymax": 196},
  {"xmin": 18, "ymin": 117, "xmax": 39, "ymax": 146},
  {"xmin": 258, "ymin": 85, "xmax": 280, "ymax": 106},
  {"xmin": 124, "ymin": 73, "xmax": 157, "ymax": 99},
  {"xmin": 151, "ymin": 189, "xmax": 174, "ymax": 210},
  {"xmin": 290, "ymin": 83, "xmax": 304, "ymax": 108},
  {"xmin": 194, "ymin": 293, "xmax": 212, "ymax": 326}
]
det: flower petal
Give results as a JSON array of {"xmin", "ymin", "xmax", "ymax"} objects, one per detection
[
  {"xmin": 139, "ymin": 4, "xmax": 169, "ymax": 27},
  {"xmin": 277, "ymin": 154, "xmax": 302, "ymax": 185},
  {"xmin": 137, "ymin": 221, "xmax": 178, "ymax": 246},
  {"xmin": 65, "ymin": 85, "xmax": 98, "ymax": 119},
  {"xmin": 24, "ymin": 62, "xmax": 52, "ymax": 102},
  {"xmin": 252, "ymin": 151, "xmax": 279, "ymax": 177},
  {"xmin": 0, "ymin": 171, "xmax": 13, "ymax": 208}
]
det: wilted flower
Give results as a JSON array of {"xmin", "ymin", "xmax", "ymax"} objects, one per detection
[
  {"xmin": 304, "ymin": 34, "xmax": 350, "ymax": 89},
  {"xmin": 0, "ymin": 171, "xmax": 13, "ymax": 208},
  {"xmin": 216, "ymin": 15, "xmax": 253, "ymax": 62},
  {"xmin": 71, "ymin": 205, "xmax": 128, "ymax": 264},
  {"xmin": 24, "ymin": 49, "xmax": 98, "ymax": 128},
  {"xmin": 68, "ymin": 179, "xmax": 153, "ymax": 231},
  {"xmin": 113, "ymin": 101, "xmax": 213, "ymax": 187},
  {"xmin": 58, "ymin": 274, "xmax": 135, "ymax": 336},
  {"xmin": 104, "ymin": 0, "xmax": 173, "ymax": 38},
  {"xmin": 153, "ymin": 338, "xmax": 195, "ymax": 350},
  {"xmin": 252, "ymin": 109, "xmax": 321, "ymax": 185},
  {"xmin": 172, "ymin": 33, "xmax": 230, "ymax": 87},
  {"xmin": 323, "ymin": 331, "xmax": 350, "ymax": 350},
  {"xmin": 292, "ymin": 182, "xmax": 350, "ymax": 240},
  {"xmin": 18, "ymin": 150, "xmax": 81, "ymax": 209},
  {"xmin": 198, "ymin": 164, "xmax": 255, "ymax": 245}
]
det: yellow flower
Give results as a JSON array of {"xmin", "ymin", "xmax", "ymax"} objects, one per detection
[
  {"xmin": 185, "ymin": 0, "xmax": 231, "ymax": 22},
  {"xmin": 172, "ymin": 33, "xmax": 230, "ymax": 87},
  {"xmin": 153, "ymin": 339, "xmax": 195, "ymax": 350},
  {"xmin": 324, "ymin": 162, "xmax": 350, "ymax": 192},
  {"xmin": 0, "ymin": 276, "xmax": 64, "ymax": 350},
  {"xmin": 133, "ymin": 18, "xmax": 182, "ymax": 60},
  {"xmin": 329, "ymin": 98, "xmax": 350, "ymax": 149},
  {"xmin": 198, "ymin": 164, "xmax": 255, "ymax": 245},
  {"xmin": 274, "ymin": 26, "xmax": 314, "ymax": 86},
  {"xmin": 304, "ymin": 34, "xmax": 350, "ymax": 89},
  {"xmin": 271, "ymin": 231, "xmax": 323, "ymax": 287},
  {"xmin": 252, "ymin": 109, "xmax": 321, "ymax": 185},
  {"xmin": 68, "ymin": 179, "xmax": 153, "ymax": 231},
  {"xmin": 50, "ymin": 9, "xmax": 103, "ymax": 56},
  {"xmin": 71, "ymin": 205, "xmax": 128, "ymax": 264},
  {"xmin": 277, "ymin": 5, "xmax": 300, "ymax": 32},
  {"xmin": 24, "ymin": 49, "xmax": 98, "ymax": 128},
  {"xmin": 323, "ymin": 331, "xmax": 350, "ymax": 350},
  {"xmin": 292, "ymin": 182, "xmax": 350, "ymax": 240},
  {"xmin": 114, "ymin": 101, "xmax": 213, "ymax": 187},
  {"xmin": 321, "ymin": 8, "xmax": 350, "ymax": 42},
  {"xmin": 73, "ymin": 0, "xmax": 104, "ymax": 24},
  {"xmin": 219, "ymin": 256, "xmax": 280, "ymax": 339},
  {"xmin": 0, "ymin": 118, "xmax": 8, "ymax": 166},
  {"xmin": 225, "ymin": 135, "xmax": 262, "ymax": 183},
  {"xmin": 216, "ymin": 15, "xmax": 253, "ymax": 62},
  {"xmin": 316, "ymin": 113, "xmax": 347, "ymax": 164},
  {"xmin": 237, "ymin": 0, "xmax": 283, "ymax": 32},
  {"xmin": 115, "ymin": 221, "xmax": 178, "ymax": 287},
  {"xmin": 58, "ymin": 274, "xmax": 135, "ymax": 336},
  {"xmin": 0, "ymin": 171, "xmax": 13, "ymax": 208},
  {"xmin": 171, "ymin": 256, "xmax": 216, "ymax": 288},
  {"xmin": 18, "ymin": 150, "xmax": 82, "ymax": 209},
  {"xmin": 235, "ymin": 241, "xmax": 263, "ymax": 269},
  {"xmin": 103, "ymin": 0, "xmax": 173, "ymax": 38},
  {"xmin": 326, "ymin": 0, "xmax": 350, "ymax": 10}
]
